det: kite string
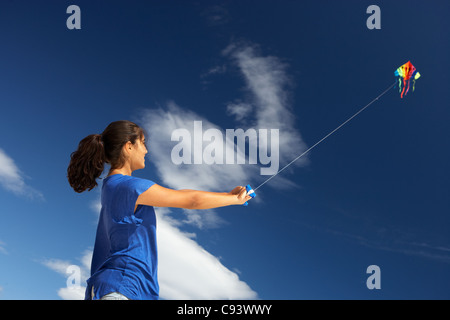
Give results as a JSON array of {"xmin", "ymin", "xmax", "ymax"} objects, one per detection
[{"xmin": 253, "ymin": 82, "xmax": 396, "ymax": 192}]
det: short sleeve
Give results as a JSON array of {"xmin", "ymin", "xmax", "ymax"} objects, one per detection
[{"xmin": 111, "ymin": 177, "xmax": 155, "ymax": 222}]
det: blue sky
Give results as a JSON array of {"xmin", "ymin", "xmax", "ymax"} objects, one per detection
[{"xmin": 0, "ymin": 0, "xmax": 449, "ymax": 299}]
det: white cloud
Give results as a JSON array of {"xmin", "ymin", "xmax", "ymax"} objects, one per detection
[
  {"xmin": 157, "ymin": 211, "xmax": 257, "ymax": 299},
  {"xmin": 140, "ymin": 101, "xmax": 258, "ymax": 193},
  {"xmin": 140, "ymin": 101, "xmax": 274, "ymax": 229},
  {"xmin": 0, "ymin": 148, "xmax": 43, "ymax": 200},
  {"xmin": 90, "ymin": 197, "xmax": 102, "ymax": 216},
  {"xmin": 226, "ymin": 102, "xmax": 254, "ymax": 122},
  {"xmin": 41, "ymin": 250, "xmax": 92, "ymax": 300},
  {"xmin": 57, "ymin": 286, "xmax": 86, "ymax": 300},
  {"xmin": 223, "ymin": 42, "xmax": 308, "ymax": 169}
]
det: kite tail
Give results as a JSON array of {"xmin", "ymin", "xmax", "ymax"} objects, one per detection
[
  {"xmin": 400, "ymin": 78, "xmax": 407, "ymax": 98},
  {"xmin": 404, "ymin": 79, "xmax": 411, "ymax": 96},
  {"xmin": 397, "ymin": 77, "xmax": 402, "ymax": 93}
]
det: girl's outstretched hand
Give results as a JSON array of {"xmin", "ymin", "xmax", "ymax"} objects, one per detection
[{"xmin": 229, "ymin": 186, "xmax": 252, "ymax": 205}]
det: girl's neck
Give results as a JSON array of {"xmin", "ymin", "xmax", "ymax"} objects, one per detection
[{"xmin": 109, "ymin": 167, "xmax": 132, "ymax": 177}]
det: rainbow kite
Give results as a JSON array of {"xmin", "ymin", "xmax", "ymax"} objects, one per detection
[{"xmin": 394, "ymin": 61, "xmax": 421, "ymax": 98}]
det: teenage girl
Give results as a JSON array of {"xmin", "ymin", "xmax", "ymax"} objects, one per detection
[{"xmin": 67, "ymin": 120, "xmax": 251, "ymax": 300}]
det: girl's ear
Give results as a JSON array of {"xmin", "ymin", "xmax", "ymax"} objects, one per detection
[{"xmin": 124, "ymin": 141, "xmax": 133, "ymax": 154}]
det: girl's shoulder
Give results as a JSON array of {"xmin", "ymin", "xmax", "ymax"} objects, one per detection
[{"xmin": 104, "ymin": 174, "xmax": 155, "ymax": 191}]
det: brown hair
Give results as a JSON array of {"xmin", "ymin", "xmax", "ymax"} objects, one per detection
[{"xmin": 67, "ymin": 120, "xmax": 145, "ymax": 193}]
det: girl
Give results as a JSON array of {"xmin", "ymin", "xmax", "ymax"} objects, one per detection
[{"xmin": 67, "ymin": 120, "xmax": 251, "ymax": 300}]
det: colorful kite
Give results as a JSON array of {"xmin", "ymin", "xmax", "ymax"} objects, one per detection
[{"xmin": 394, "ymin": 61, "xmax": 421, "ymax": 98}]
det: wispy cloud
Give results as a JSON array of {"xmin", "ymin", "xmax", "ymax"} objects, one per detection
[
  {"xmin": 201, "ymin": 4, "xmax": 230, "ymax": 27},
  {"xmin": 0, "ymin": 148, "xmax": 44, "ymax": 200},
  {"xmin": 0, "ymin": 240, "xmax": 8, "ymax": 255},
  {"xmin": 393, "ymin": 241, "xmax": 450, "ymax": 264},
  {"xmin": 292, "ymin": 217, "xmax": 450, "ymax": 265},
  {"xmin": 140, "ymin": 102, "xmax": 255, "ymax": 194},
  {"xmin": 41, "ymin": 250, "xmax": 92, "ymax": 300},
  {"xmin": 223, "ymin": 41, "xmax": 308, "ymax": 170},
  {"xmin": 140, "ymin": 101, "xmax": 258, "ymax": 229}
]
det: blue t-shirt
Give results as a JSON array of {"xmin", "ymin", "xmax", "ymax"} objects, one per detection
[{"xmin": 85, "ymin": 174, "xmax": 158, "ymax": 300}]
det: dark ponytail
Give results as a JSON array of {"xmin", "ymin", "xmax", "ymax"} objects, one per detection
[
  {"xmin": 67, "ymin": 134, "xmax": 105, "ymax": 193},
  {"xmin": 67, "ymin": 120, "xmax": 145, "ymax": 193}
]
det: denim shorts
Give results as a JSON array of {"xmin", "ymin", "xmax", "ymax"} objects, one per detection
[
  {"xmin": 92, "ymin": 286, "xmax": 129, "ymax": 300},
  {"xmin": 100, "ymin": 292, "xmax": 129, "ymax": 300}
]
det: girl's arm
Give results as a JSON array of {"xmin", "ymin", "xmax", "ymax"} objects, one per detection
[{"xmin": 136, "ymin": 184, "xmax": 251, "ymax": 210}]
